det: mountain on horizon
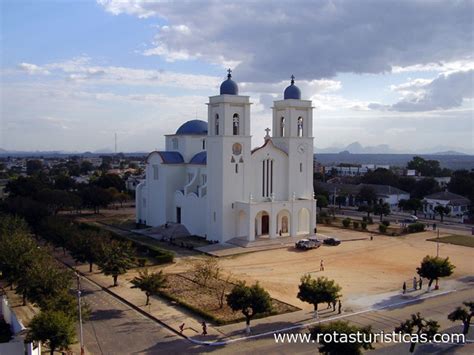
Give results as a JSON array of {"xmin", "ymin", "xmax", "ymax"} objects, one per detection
[{"xmin": 314, "ymin": 142, "xmax": 470, "ymax": 155}]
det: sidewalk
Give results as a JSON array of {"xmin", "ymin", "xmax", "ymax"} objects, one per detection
[{"xmin": 51, "ymin": 247, "xmax": 471, "ymax": 346}]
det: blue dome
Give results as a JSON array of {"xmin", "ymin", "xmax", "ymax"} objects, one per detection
[
  {"xmin": 189, "ymin": 151, "xmax": 207, "ymax": 165},
  {"xmin": 284, "ymin": 76, "xmax": 301, "ymax": 100},
  {"xmin": 220, "ymin": 70, "xmax": 239, "ymax": 95},
  {"xmin": 175, "ymin": 120, "xmax": 208, "ymax": 135}
]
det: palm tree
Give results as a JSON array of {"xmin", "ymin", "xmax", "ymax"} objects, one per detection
[{"xmin": 131, "ymin": 269, "xmax": 167, "ymax": 305}]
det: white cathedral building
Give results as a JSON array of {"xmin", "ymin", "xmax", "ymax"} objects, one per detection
[{"xmin": 136, "ymin": 71, "xmax": 317, "ymax": 243}]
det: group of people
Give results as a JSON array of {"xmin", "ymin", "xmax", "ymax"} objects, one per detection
[
  {"xmin": 179, "ymin": 321, "xmax": 208, "ymax": 335},
  {"xmin": 402, "ymin": 276, "xmax": 423, "ymax": 294},
  {"xmin": 326, "ymin": 299, "xmax": 343, "ymax": 314}
]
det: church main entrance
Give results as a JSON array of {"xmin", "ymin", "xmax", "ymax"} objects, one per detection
[{"xmin": 261, "ymin": 215, "xmax": 269, "ymax": 235}]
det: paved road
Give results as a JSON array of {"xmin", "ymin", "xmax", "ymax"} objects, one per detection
[{"xmin": 79, "ymin": 277, "xmax": 191, "ymax": 354}]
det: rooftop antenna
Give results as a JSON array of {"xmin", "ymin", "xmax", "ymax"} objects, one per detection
[{"xmin": 114, "ymin": 132, "xmax": 117, "ymax": 154}]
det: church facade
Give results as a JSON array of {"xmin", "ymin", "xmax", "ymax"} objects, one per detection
[{"xmin": 136, "ymin": 72, "xmax": 317, "ymax": 243}]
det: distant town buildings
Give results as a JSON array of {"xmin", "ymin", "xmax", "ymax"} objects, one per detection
[{"xmin": 423, "ymin": 191, "xmax": 470, "ymax": 218}]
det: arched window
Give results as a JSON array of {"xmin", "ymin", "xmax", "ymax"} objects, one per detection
[
  {"xmin": 233, "ymin": 113, "xmax": 240, "ymax": 135},
  {"xmin": 215, "ymin": 114, "xmax": 220, "ymax": 135},
  {"xmin": 280, "ymin": 117, "xmax": 285, "ymax": 136},
  {"xmin": 297, "ymin": 117, "xmax": 303, "ymax": 137}
]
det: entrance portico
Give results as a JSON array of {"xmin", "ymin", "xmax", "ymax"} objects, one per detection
[{"xmin": 235, "ymin": 198, "xmax": 317, "ymax": 241}]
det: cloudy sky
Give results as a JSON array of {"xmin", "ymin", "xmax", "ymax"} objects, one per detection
[{"xmin": 1, "ymin": 0, "xmax": 473, "ymax": 153}]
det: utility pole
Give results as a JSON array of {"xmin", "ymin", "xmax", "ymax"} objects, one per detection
[
  {"xmin": 76, "ymin": 273, "xmax": 85, "ymax": 355},
  {"xmin": 435, "ymin": 228, "xmax": 440, "ymax": 290},
  {"xmin": 115, "ymin": 132, "xmax": 118, "ymax": 154}
]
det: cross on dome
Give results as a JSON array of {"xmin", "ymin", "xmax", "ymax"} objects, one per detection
[
  {"xmin": 290, "ymin": 74, "xmax": 295, "ymax": 84},
  {"xmin": 227, "ymin": 68, "xmax": 232, "ymax": 78}
]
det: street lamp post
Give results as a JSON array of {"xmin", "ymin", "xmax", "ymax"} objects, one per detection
[
  {"xmin": 76, "ymin": 273, "xmax": 85, "ymax": 355},
  {"xmin": 435, "ymin": 229, "xmax": 440, "ymax": 290}
]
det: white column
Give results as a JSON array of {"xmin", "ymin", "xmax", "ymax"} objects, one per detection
[{"xmin": 248, "ymin": 212, "xmax": 255, "ymax": 241}]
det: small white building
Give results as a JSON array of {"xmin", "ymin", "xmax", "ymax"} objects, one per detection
[
  {"xmin": 423, "ymin": 191, "xmax": 470, "ymax": 217},
  {"xmin": 136, "ymin": 72, "xmax": 317, "ymax": 243}
]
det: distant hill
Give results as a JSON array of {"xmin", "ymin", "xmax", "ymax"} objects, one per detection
[
  {"xmin": 315, "ymin": 142, "xmax": 472, "ymax": 155},
  {"xmin": 432, "ymin": 150, "xmax": 467, "ymax": 156}
]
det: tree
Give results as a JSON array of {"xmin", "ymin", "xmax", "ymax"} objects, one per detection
[
  {"xmin": 395, "ymin": 312, "xmax": 439, "ymax": 353},
  {"xmin": 448, "ymin": 170, "xmax": 474, "ymax": 203},
  {"xmin": 361, "ymin": 168, "xmax": 399, "ymax": 187},
  {"xmin": 95, "ymin": 173, "xmax": 125, "ymax": 192},
  {"xmin": 407, "ymin": 156, "xmax": 445, "ymax": 177},
  {"xmin": 411, "ymin": 178, "xmax": 440, "ymax": 199},
  {"xmin": 131, "ymin": 269, "xmax": 167, "ymax": 305},
  {"xmin": 2, "ymin": 196, "xmax": 51, "ymax": 230},
  {"xmin": 434, "ymin": 205, "xmax": 450, "ymax": 222},
  {"xmin": 26, "ymin": 159, "xmax": 43, "ymax": 175},
  {"xmin": 297, "ymin": 275, "xmax": 341, "ymax": 317},
  {"xmin": 357, "ymin": 186, "xmax": 377, "ymax": 205},
  {"xmin": 5, "ymin": 176, "xmax": 47, "ymax": 197},
  {"xmin": 69, "ymin": 230, "xmax": 108, "ymax": 272},
  {"xmin": 80, "ymin": 186, "xmax": 113, "ymax": 213},
  {"xmin": 448, "ymin": 301, "xmax": 473, "ymax": 335},
  {"xmin": 416, "ymin": 255, "xmax": 455, "ymax": 291},
  {"xmin": 311, "ymin": 321, "xmax": 373, "ymax": 354},
  {"xmin": 117, "ymin": 192, "xmax": 130, "ymax": 207},
  {"xmin": 335, "ymin": 195, "xmax": 346, "ymax": 209},
  {"xmin": 316, "ymin": 195, "xmax": 328, "ymax": 212},
  {"xmin": 226, "ymin": 281, "xmax": 272, "ymax": 334},
  {"xmin": 54, "ymin": 175, "xmax": 76, "ymax": 191},
  {"xmin": 403, "ymin": 198, "xmax": 423, "ymax": 216},
  {"xmin": 97, "ymin": 239, "xmax": 135, "ymax": 286},
  {"xmin": 374, "ymin": 202, "xmax": 390, "ymax": 222},
  {"xmin": 16, "ymin": 254, "xmax": 73, "ymax": 308},
  {"xmin": 358, "ymin": 205, "xmax": 373, "ymax": 218},
  {"xmin": 192, "ymin": 256, "xmax": 221, "ymax": 287},
  {"xmin": 26, "ymin": 310, "xmax": 76, "ymax": 355},
  {"xmin": 80, "ymin": 160, "xmax": 94, "ymax": 174}
]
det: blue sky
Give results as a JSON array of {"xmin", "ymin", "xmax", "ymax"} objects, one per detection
[{"xmin": 1, "ymin": 0, "xmax": 473, "ymax": 153}]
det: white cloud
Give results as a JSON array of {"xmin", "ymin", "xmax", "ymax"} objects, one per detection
[
  {"xmin": 370, "ymin": 70, "xmax": 474, "ymax": 112},
  {"xmin": 17, "ymin": 63, "xmax": 50, "ymax": 75},
  {"xmin": 98, "ymin": 0, "xmax": 474, "ymax": 82}
]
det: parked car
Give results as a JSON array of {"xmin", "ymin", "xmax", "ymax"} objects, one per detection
[
  {"xmin": 409, "ymin": 215, "xmax": 418, "ymax": 221},
  {"xmin": 295, "ymin": 239, "xmax": 321, "ymax": 250},
  {"xmin": 308, "ymin": 236, "xmax": 323, "ymax": 246},
  {"xmin": 323, "ymin": 237, "xmax": 341, "ymax": 246}
]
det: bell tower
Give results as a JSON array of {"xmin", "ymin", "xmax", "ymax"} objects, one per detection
[
  {"xmin": 206, "ymin": 70, "xmax": 252, "ymax": 242},
  {"xmin": 271, "ymin": 76, "xmax": 314, "ymax": 200}
]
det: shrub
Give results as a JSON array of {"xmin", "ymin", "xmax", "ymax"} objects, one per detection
[
  {"xmin": 361, "ymin": 221, "xmax": 367, "ymax": 230},
  {"xmin": 381, "ymin": 220, "xmax": 390, "ymax": 227},
  {"xmin": 320, "ymin": 210, "xmax": 328, "ymax": 218},
  {"xmin": 136, "ymin": 257, "xmax": 147, "ymax": 267},
  {"xmin": 148, "ymin": 246, "xmax": 174, "ymax": 264},
  {"xmin": 378, "ymin": 224, "xmax": 387, "ymax": 233},
  {"xmin": 362, "ymin": 216, "xmax": 374, "ymax": 224},
  {"xmin": 407, "ymin": 223, "xmax": 425, "ymax": 233},
  {"xmin": 342, "ymin": 218, "xmax": 351, "ymax": 228},
  {"xmin": 352, "ymin": 221, "xmax": 359, "ymax": 229}
]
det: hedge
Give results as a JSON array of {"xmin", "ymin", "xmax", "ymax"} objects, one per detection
[
  {"xmin": 378, "ymin": 224, "xmax": 387, "ymax": 233},
  {"xmin": 407, "ymin": 222, "xmax": 425, "ymax": 233},
  {"xmin": 342, "ymin": 218, "xmax": 351, "ymax": 228}
]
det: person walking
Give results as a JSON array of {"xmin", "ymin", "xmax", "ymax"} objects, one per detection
[
  {"xmin": 418, "ymin": 278, "xmax": 423, "ymax": 290},
  {"xmin": 320, "ymin": 259, "xmax": 324, "ymax": 271},
  {"xmin": 332, "ymin": 299, "xmax": 337, "ymax": 312},
  {"xmin": 403, "ymin": 282, "xmax": 407, "ymax": 294},
  {"xmin": 338, "ymin": 300, "xmax": 342, "ymax": 314},
  {"xmin": 201, "ymin": 321, "xmax": 207, "ymax": 335},
  {"xmin": 413, "ymin": 276, "xmax": 417, "ymax": 290},
  {"xmin": 179, "ymin": 323, "xmax": 185, "ymax": 334}
]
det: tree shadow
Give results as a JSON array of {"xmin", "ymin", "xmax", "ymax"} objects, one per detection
[{"xmin": 89, "ymin": 309, "xmax": 125, "ymax": 321}]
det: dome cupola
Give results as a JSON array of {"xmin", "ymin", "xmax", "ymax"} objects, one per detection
[
  {"xmin": 283, "ymin": 75, "xmax": 301, "ymax": 100},
  {"xmin": 219, "ymin": 69, "xmax": 239, "ymax": 95}
]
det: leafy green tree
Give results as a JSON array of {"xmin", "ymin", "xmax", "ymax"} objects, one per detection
[
  {"xmin": 95, "ymin": 173, "xmax": 125, "ymax": 192},
  {"xmin": 411, "ymin": 178, "xmax": 440, "ymax": 199},
  {"xmin": 131, "ymin": 269, "xmax": 167, "ymax": 305},
  {"xmin": 69, "ymin": 230, "xmax": 108, "ymax": 272},
  {"xmin": 97, "ymin": 239, "xmax": 135, "ymax": 286},
  {"xmin": 117, "ymin": 192, "xmax": 130, "ymax": 207},
  {"xmin": 39, "ymin": 216, "xmax": 75, "ymax": 253},
  {"xmin": 361, "ymin": 168, "xmax": 399, "ymax": 187},
  {"xmin": 448, "ymin": 170, "xmax": 474, "ymax": 203},
  {"xmin": 395, "ymin": 312, "xmax": 439, "ymax": 353},
  {"xmin": 374, "ymin": 202, "xmax": 391, "ymax": 222},
  {"xmin": 357, "ymin": 186, "xmax": 377, "ymax": 205},
  {"xmin": 26, "ymin": 310, "xmax": 76, "ymax": 355},
  {"xmin": 297, "ymin": 275, "xmax": 341, "ymax": 316},
  {"xmin": 311, "ymin": 321, "xmax": 373, "ymax": 355},
  {"xmin": 80, "ymin": 160, "xmax": 94, "ymax": 174},
  {"xmin": 26, "ymin": 159, "xmax": 43, "ymax": 176},
  {"xmin": 358, "ymin": 205, "xmax": 374, "ymax": 218},
  {"xmin": 16, "ymin": 254, "xmax": 73, "ymax": 308},
  {"xmin": 54, "ymin": 175, "xmax": 76, "ymax": 191},
  {"xmin": 407, "ymin": 156, "xmax": 444, "ymax": 177},
  {"xmin": 2, "ymin": 196, "xmax": 51, "ymax": 230},
  {"xmin": 5, "ymin": 176, "xmax": 47, "ymax": 197},
  {"xmin": 403, "ymin": 198, "xmax": 423, "ymax": 216},
  {"xmin": 448, "ymin": 301, "xmax": 473, "ymax": 335},
  {"xmin": 227, "ymin": 281, "xmax": 272, "ymax": 334},
  {"xmin": 316, "ymin": 195, "xmax": 328, "ymax": 212},
  {"xmin": 416, "ymin": 255, "xmax": 455, "ymax": 291},
  {"xmin": 80, "ymin": 186, "xmax": 113, "ymax": 213},
  {"xmin": 434, "ymin": 205, "xmax": 450, "ymax": 222},
  {"xmin": 335, "ymin": 195, "xmax": 346, "ymax": 209}
]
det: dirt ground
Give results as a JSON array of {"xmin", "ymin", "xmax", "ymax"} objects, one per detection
[{"xmin": 165, "ymin": 226, "xmax": 474, "ymax": 311}]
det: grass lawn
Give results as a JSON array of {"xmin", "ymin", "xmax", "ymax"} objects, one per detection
[{"xmin": 426, "ymin": 234, "xmax": 474, "ymax": 248}]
